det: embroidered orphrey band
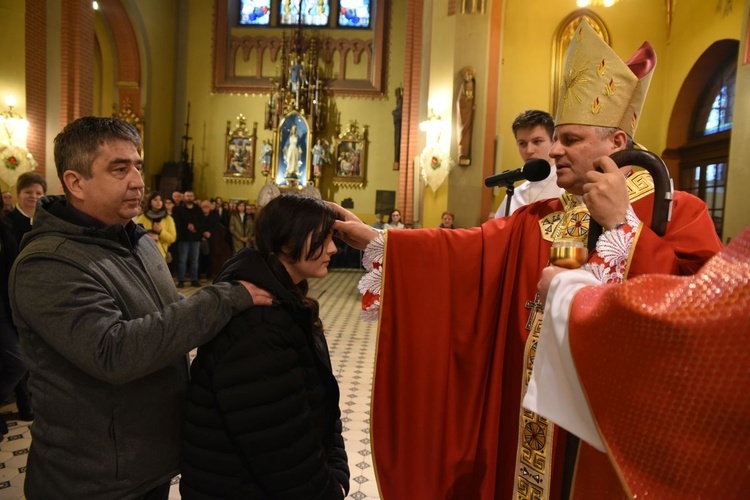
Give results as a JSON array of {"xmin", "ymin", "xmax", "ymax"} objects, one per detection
[{"xmin": 513, "ymin": 302, "xmax": 553, "ymax": 500}]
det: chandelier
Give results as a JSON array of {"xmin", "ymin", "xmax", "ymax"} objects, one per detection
[{"xmin": 577, "ymin": 0, "xmax": 620, "ymax": 7}]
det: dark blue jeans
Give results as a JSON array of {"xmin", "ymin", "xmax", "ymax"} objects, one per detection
[{"xmin": 177, "ymin": 241, "xmax": 201, "ymax": 282}]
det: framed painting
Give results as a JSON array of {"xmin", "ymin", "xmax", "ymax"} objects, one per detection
[
  {"xmin": 274, "ymin": 111, "xmax": 311, "ymax": 188},
  {"xmin": 332, "ymin": 121, "xmax": 367, "ymax": 187},
  {"xmin": 224, "ymin": 115, "xmax": 257, "ymax": 182}
]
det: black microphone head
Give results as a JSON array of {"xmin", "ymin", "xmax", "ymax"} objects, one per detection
[{"xmin": 522, "ymin": 159, "xmax": 551, "ymax": 182}]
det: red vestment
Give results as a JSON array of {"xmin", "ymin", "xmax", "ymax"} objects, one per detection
[
  {"xmin": 371, "ymin": 191, "xmax": 722, "ymax": 499},
  {"xmin": 567, "ymin": 226, "xmax": 750, "ymax": 499}
]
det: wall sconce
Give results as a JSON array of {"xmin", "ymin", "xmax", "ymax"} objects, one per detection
[
  {"xmin": 419, "ymin": 108, "xmax": 444, "ymax": 147},
  {"xmin": 0, "ymin": 96, "xmax": 30, "ymax": 148},
  {"xmin": 419, "ymin": 108, "xmax": 455, "ymax": 193}
]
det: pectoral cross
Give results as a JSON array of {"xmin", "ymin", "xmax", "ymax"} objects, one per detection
[{"xmin": 525, "ymin": 293, "xmax": 544, "ymax": 331}]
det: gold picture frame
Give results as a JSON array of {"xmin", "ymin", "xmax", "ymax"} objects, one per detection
[
  {"xmin": 224, "ymin": 114, "xmax": 257, "ymax": 182},
  {"xmin": 332, "ymin": 121, "xmax": 367, "ymax": 188}
]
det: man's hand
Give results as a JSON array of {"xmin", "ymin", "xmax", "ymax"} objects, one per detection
[
  {"xmin": 238, "ymin": 280, "xmax": 274, "ymax": 306},
  {"xmin": 152, "ymin": 222, "xmax": 162, "ymax": 234},
  {"xmin": 187, "ymin": 223, "xmax": 196, "ymax": 233},
  {"xmin": 537, "ymin": 265, "xmax": 569, "ymax": 306},
  {"xmin": 583, "ymin": 156, "xmax": 632, "ymax": 230},
  {"xmin": 326, "ymin": 201, "xmax": 379, "ymax": 250}
]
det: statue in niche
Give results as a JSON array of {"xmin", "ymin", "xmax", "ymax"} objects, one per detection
[
  {"xmin": 311, "ymin": 138, "xmax": 329, "ymax": 177},
  {"xmin": 289, "ymin": 55, "xmax": 303, "ymax": 93},
  {"xmin": 392, "ymin": 86, "xmax": 403, "ymax": 168},
  {"xmin": 259, "ymin": 139, "xmax": 272, "ymax": 175},
  {"xmin": 456, "ymin": 66, "xmax": 476, "ymax": 166},
  {"xmin": 283, "ymin": 125, "xmax": 302, "ymax": 178}
]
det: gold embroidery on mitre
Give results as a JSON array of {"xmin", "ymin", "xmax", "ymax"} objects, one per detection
[
  {"xmin": 605, "ymin": 78, "xmax": 616, "ymax": 96},
  {"xmin": 562, "ymin": 48, "xmax": 590, "ymax": 112},
  {"xmin": 591, "ymin": 97, "xmax": 602, "ymax": 114},
  {"xmin": 597, "ymin": 58, "xmax": 606, "ymax": 77},
  {"xmin": 554, "ymin": 21, "xmax": 655, "ymax": 136}
]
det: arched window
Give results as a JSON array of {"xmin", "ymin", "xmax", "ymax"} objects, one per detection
[{"xmin": 678, "ymin": 53, "xmax": 736, "ymax": 238}]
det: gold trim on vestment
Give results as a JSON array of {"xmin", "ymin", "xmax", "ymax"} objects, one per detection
[
  {"xmin": 539, "ymin": 173, "xmax": 654, "ymax": 243},
  {"xmin": 514, "ymin": 307, "xmax": 553, "ymax": 500}
]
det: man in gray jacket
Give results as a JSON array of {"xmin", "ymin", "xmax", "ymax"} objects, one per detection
[{"xmin": 9, "ymin": 117, "xmax": 273, "ymax": 499}]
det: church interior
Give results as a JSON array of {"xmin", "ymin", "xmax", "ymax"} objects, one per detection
[
  {"xmin": 1, "ymin": 0, "xmax": 748, "ymax": 239},
  {"xmin": 0, "ymin": 0, "xmax": 748, "ymax": 498}
]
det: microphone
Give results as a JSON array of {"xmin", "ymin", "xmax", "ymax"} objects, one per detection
[{"xmin": 484, "ymin": 159, "xmax": 551, "ymax": 188}]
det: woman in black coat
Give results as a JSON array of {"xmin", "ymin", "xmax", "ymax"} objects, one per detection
[{"xmin": 181, "ymin": 194, "xmax": 349, "ymax": 499}]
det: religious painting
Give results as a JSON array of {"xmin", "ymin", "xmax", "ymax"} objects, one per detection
[
  {"xmin": 332, "ymin": 121, "xmax": 367, "ymax": 188},
  {"xmin": 239, "ymin": 0, "xmax": 271, "ymax": 25},
  {"xmin": 275, "ymin": 111, "xmax": 311, "ymax": 188},
  {"xmin": 224, "ymin": 114, "xmax": 257, "ymax": 181},
  {"xmin": 338, "ymin": 0, "xmax": 371, "ymax": 28},
  {"xmin": 279, "ymin": 0, "xmax": 330, "ymax": 26}
]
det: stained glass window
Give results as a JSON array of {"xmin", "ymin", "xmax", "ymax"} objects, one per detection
[
  {"xmin": 692, "ymin": 57, "xmax": 735, "ymax": 137},
  {"xmin": 704, "ymin": 86, "xmax": 733, "ymax": 135},
  {"xmin": 338, "ymin": 0, "xmax": 371, "ymax": 28},
  {"xmin": 239, "ymin": 0, "xmax": 271, "ymax": 25},
  {"xmin": 279, "ymin": 0, "xmax": 331, "ymax": 26}
]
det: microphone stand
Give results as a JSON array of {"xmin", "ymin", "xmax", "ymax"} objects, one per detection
[{"xmin": 502, "ymin": 182, "xmax": 515, "ymax": 218}]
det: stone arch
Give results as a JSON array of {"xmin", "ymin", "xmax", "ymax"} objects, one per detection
[
  {"xmin": 662, "ymin": 39, "xmax": 739, "ymax": 178},
  {"xmin": 98, "ymin": 0, "xmax": 142, "ymax": 111}
]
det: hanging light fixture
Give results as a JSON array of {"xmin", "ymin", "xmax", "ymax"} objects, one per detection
[
  {"xmin": 0, "ymin": 95, "xmax": 29, "ymax": 148},
  {"xmin": 577, "ymin": 0, "xmax": 620, "ymax": 7}
]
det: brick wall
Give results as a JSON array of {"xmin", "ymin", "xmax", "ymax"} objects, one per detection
[
  {"xmin": 60, "ymin": 0, "xmax": 95, "ymax": 124},
  {"xmin": 25, "ymin": 0, "xmax": 47, "ymax": 175}
]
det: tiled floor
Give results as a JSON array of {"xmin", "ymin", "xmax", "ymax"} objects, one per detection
[{"xmin": 0, "ymin": 269, "xmax": 380, "ymax": 499}]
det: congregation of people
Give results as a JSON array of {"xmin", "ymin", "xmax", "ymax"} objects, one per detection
[{"xmin": 132, "ymin": 190, "xmax": 262, "ymax": 288}]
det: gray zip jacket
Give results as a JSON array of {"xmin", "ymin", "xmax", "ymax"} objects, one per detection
[{"xmin": 9, "ymin": 196, "xmax": 253, "ymax": 499}]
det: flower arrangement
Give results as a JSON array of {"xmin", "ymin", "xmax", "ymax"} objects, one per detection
[
  {"xmin": 0, "ymin": 144, "xmax": 37, "ymax": 187},
  {"xmin": 420, "ymin": 144, "xmax": 455, "ymax": 193}
]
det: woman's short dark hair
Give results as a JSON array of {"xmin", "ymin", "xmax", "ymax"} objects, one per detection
[
  {"xmin": 255, "ymin": 193, "xmax": 336, "ymax": 263},
  {"xmin": 16, "ymin": 172, "xmax": 47, "ymax": 195},
  {"xmin": 146, "ymin": 191, "xmax": 162, "ymax": 209}
]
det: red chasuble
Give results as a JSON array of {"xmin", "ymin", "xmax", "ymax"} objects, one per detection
[
  {"xmin": 371, "ymin": 191, "xmax": 722, "ymax": 500},
  {"xmin": 568, "ymin": 226, "xmax": 750, "ymax": 499}
]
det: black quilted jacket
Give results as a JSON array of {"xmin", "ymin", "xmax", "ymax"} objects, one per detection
[{"xmin": 180, "ymin": 249, "xmax": 349, "ymax": 499}]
